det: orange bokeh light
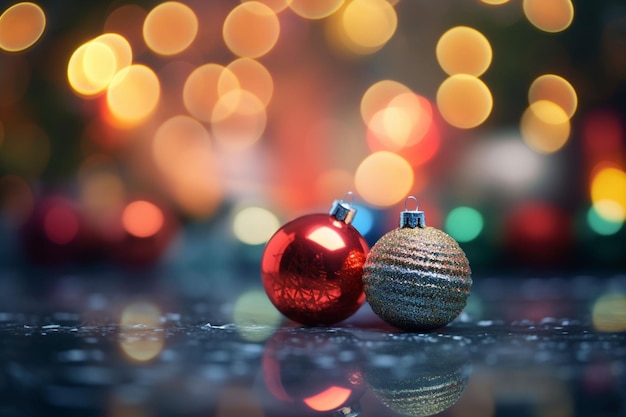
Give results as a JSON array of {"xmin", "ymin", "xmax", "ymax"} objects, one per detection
[
  {"xmin": 436, "ymin": 74, "xmax": 493, "ymax": 129},
  {"xmin": 143, "ymin": 1, "xmax": 198, "ymax": 56},
  {"xmin": 226, "ymin": 58, "xmax": 274, "ymax": 107},
  {"xmin": 523, "ymin": 0, "xmax": 574, "ymax": 33},
  {"xmin": 289, "ymin": 0, "xmax": 344, "ymax": 19},
  {"xmin": 367, "ymin": 112, "xmax": 441, "ymax": 167},
  {"xmin": 520, "ymin": 100, "xmax": 570, "ymax": 153},
  {"xmin": 436, "ymin": 26, "xmax": 492, "ymax": 77},
  {"xmin": 152, "ymin": 115, "xmax": 222, "ymax": 218},
  {"xmin": 183, "ymin": 63, "xmax": 240, "ymax": 123},
  {"xmin": 106, "ymin": 64, "xmax": 161, "ymax": 126},
  {"xmin": 355, "ymin": 151, "xmax": 414, "ymax": 207},
  {"xmin": 333, "ymin": 0, "xmax": 397, "ymax": 54},
  {"xmin": 67, "ymin": 41, "xmax": 115, "ymax": 97},
  {"xmin": 528, "ymin": 74, "xmax": 577, "ymax": 118},
  {"xmin": 367, "ymin": 92, "xmax": 433, "ymax": 151},
  {"xmin": 223, "ymin": 2, "xmax": 280, "ymax": 58},
  {"xmin": 360, "ymin": 80, "xmax": 412, "ymax": 126},
  {"xmin": 0, "ymin": 2, "xmax": 46, "ymax": 52},
  {"xmin": 122, "ymin": 200, "xmax": 164, "ymax": 238}
]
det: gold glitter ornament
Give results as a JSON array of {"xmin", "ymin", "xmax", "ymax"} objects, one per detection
[{"xmin": 363, "ymin": 197, "xmax": 472, "ymax": 331}]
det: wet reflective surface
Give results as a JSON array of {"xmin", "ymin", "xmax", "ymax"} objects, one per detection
[{"xmin": 0, "ymin": 273, "xmax": 625, "ymax": 417}]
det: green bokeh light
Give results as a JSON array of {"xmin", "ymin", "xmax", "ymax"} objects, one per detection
[
  {"xmin": 587, "ymin": 206, "xmax": 623, "ymax": 236},
  {"xmin": 445, "ymin": 206, "xmax": 484, "ymax": 242}
]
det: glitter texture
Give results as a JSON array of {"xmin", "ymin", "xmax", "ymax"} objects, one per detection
[
  {"xmin": 363, "ymin": 226, "xmax": 472, "ymax": 331},
  {"xmin": 364, "ymin": 334, "xmax": 470, "ymax": 416}
]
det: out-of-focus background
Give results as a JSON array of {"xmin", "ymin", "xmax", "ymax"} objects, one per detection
[
  {"xmin": 0, "ymin": 0, "xmax": 625, "ymax": 278},
  {"xmin": 1, "ymin": 4, "xmax": 626, "ymax": 416}
]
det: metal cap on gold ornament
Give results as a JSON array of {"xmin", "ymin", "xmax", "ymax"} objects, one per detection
[
  {"xmin": 399, "ymin": 196, "xmax": 425, "ymax": 228},
  {"xmin": 329, "ymin": 192, "xmax": 358, "ymax": 224}
]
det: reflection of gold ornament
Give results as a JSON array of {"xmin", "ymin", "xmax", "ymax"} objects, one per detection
[
  {"xmin": 363, "ymin": 197, "xmax": 472, "ymax": 331},
  {"xmin": 364, "ymin": 334, "xmax": 471, "ymax": 417}
]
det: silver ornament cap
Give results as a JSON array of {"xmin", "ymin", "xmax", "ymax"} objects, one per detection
[
  {"xmin": 329, "ymin": 192, "xmax": 357, "ymax": 224},
  {"xmin": 399, "ymin": 196, "xmax": 425, "ymax": 228}
]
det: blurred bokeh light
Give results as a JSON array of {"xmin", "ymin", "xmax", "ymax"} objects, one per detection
[
  {"xmin": 523, "ymin": 0, "xmax": 574, "ymax": 33},
  {"xmin": 106, "ymin": 65, "xmax": 161, "ymax": 126},
  {"xmin": 592, "ymin": 293, "xmax": 626, "ymax": 332},
  {"xmin": 355, "ymin": 151, "xmax": 414, "ymax": 207},
  {"xmin": 118, "ymin": 301, "xmax": 165, "ymax": 363},
  {"xmin": 437, "ymin": 74, "xmax": 493, "ymax": 129},
  {"xmin": 0, "ymin": 0, "xmax": 623, "ymax": 274},
  {"xmin": 223, "ymin": 2, "xmax": 280, "ymax": 58},
  {"xmin": 143, "ymin": 1, "xmax": 198, "ymax": 56},
  {"xmin": 445, "ymin": 206, "xmax": 484, "ymax": 243},
  {"xmin": 520, "ymin": 100, "xmax": 571, "ymax": 153},
  {"xmin": 232, "ymin": 206, "xmax": 280, "ymax": 245},
  {"xmin": 436, "ymin": 26, "xmax": 492, "ymax": 77},
  {"xmin": 0, "ymin": 2, "xmax": 45, "ymax": 52}
]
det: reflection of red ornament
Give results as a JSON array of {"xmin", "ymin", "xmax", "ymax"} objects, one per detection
[
  {"xmin": 262, "ymin": 328, "xmax": 365, "ymax": 415},
  {"xmin": 261, "ymin": 194, "xmax": 369, "ymax": 325}
]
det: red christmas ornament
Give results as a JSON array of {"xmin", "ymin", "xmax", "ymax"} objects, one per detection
[{"xmin": 261, "ymin": 193, "xmax": 369, "ymax": 325}]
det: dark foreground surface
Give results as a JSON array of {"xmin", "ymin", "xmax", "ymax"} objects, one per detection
[{"xmin": 0, "ymin": 272, "xmax": 624, "ymax": 417}]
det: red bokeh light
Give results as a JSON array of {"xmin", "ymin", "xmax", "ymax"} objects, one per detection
[{"xmin": 503, "ymin": 202, "xmax": 573, "ymax": 266}]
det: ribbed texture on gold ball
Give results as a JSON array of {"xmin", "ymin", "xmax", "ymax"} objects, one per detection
[
  {"xmin": 363, "ymin": 227, "xmax": 472, "ymax": 331},
  {"xmin": 369, "ymin": 368, "xmax": 469, "ymax": 416}
]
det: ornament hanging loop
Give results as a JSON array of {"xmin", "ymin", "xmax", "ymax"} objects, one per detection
[
  {"xmin": 404, "ymin": 195, "xmax": 418, "ymax": 211},
  {"xmin": 329, "ymin": 191, "xmax": 358, "ymax": 224},
  {"xmin": 400, "ymin": 195, "xmax": 426, "ymax": 229}
]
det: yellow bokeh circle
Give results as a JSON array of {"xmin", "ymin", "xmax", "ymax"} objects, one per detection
[
  {"xmin": 341, "ymin": 0, "xmax": 397, "ymax": 50},
  {"xmin": 520, "ymin": 100, "xmax": 570, "ymax": 153},
  {"xmin": 523, "ymin": 0, "xmax": 574, "ymax": 33},
  {"xmin": 436, "ymin": 26, "xmax": 492, "ymax": 77},
  {"xmin": 590, "ymin": 167, "xmax": 626, "ymax": 221},
  {"xmin": 436, "ymin": 74, "xmax": 493, "ymax": 129},
  {"xmin": 355, "ymin": 151, "xmax": 414, "ymax": 207},
  {"xmin": 528, "ymin": 74, "xmax": 577, "ymax": 119},
  {"xmin": 232, "ymin": 206, "xmax": 280, "ymax": 245},
  {"xmin": 106, "ymin": 65, "xmax": 160, "ymax": 126}
]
